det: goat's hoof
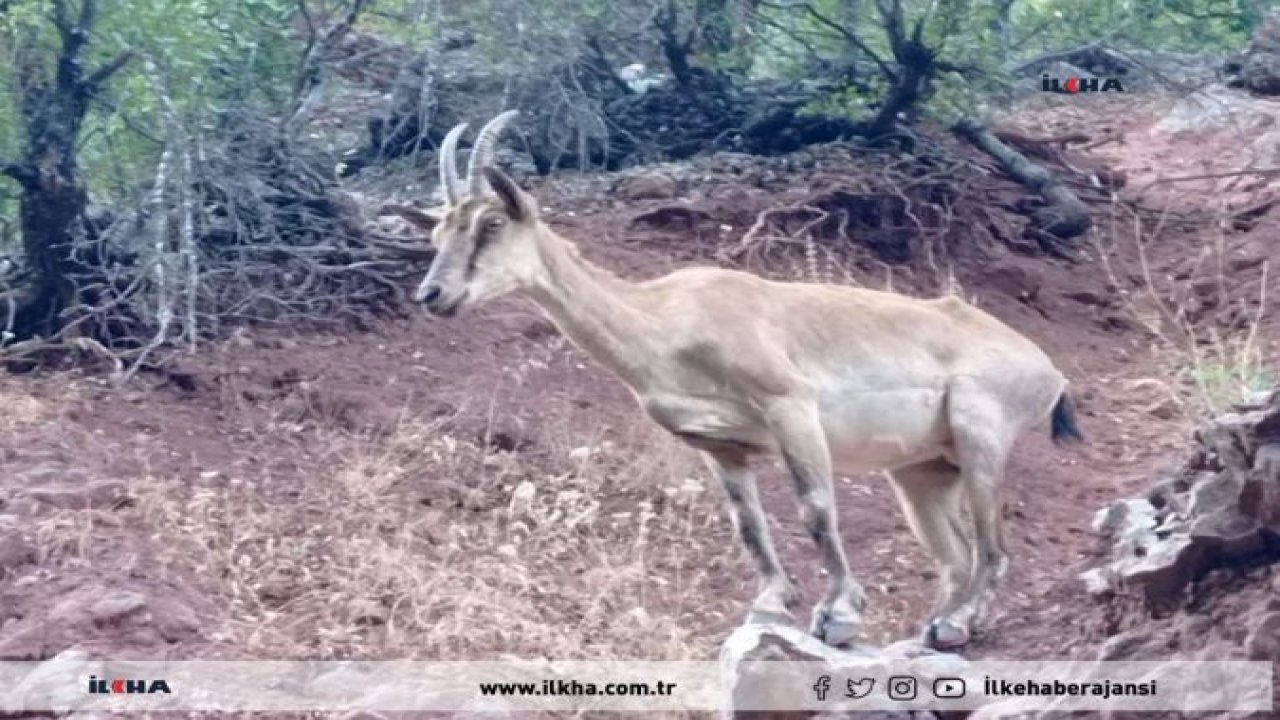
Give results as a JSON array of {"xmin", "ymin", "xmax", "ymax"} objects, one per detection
[
  {"xmin": 809, "ymin": 610, "xmax": 859, "ymax": 647},
  {"xmin": 923, "ymin": 618, "xmax": 970, "ymax": 650}
]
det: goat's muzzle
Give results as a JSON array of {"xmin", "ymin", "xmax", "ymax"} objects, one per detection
[{"xmin": 418, "ymin": 285, "xmax": 467, "ymax": 317}]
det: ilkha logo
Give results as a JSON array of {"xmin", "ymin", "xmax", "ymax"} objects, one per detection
[
  {"xmin": 1041, "ymin": 74, "xmax": 1125, "ymax": 93},
  {"xmin": 88, "ymin": 676, "xmax": 172, "ymax": 694}
]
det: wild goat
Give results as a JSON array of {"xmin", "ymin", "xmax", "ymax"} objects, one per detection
[{"xmin": 385, "ymin": 111, "xmax": 1084, "ymax": 649}]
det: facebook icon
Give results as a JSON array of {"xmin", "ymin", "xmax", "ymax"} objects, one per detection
[{"xmin": 813, "ymin": 675, "xmax": 832, "ymax": 701}]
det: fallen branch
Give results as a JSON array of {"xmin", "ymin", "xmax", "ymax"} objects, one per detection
[
  {"xmin": 954, "ymin": 118, "xmax": 1091, "ymax": 250},
  {"xmin": 364, "ymin": 233, "xmax": 437, "ymax": 261}
]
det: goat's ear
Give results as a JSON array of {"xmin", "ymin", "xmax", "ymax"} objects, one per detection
[
  {"xmin": 380, "ymin": 204, "xmax": 442, "ymax": 232},
  {"xmin": 483, "ymin": 167, "xmax": 536, "ymax": 222}
]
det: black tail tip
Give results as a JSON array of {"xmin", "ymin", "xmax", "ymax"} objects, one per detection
[{"xmin": 1051, "ymin": 392, "xmax": 1085, "ymax": 445}]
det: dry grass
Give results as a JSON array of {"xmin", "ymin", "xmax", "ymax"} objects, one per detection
[
  {"xmin": 0, "ymin": 384, "xmax": 50, "ymax": 434},
  {"xmin": 1091, "ymin": 202, "xmax": 1274, "ymax": 420},
  {"xmin": 130, "ymin": 407, "xmax": 734, "ymax": 661}
]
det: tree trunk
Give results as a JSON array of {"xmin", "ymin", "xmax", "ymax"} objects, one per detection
[
  {"xmin": 13, "ymin": 168, "xmax": 89, "ymax": 339},
  {"xmin": 2, "ymin": 0, "xmax": 131, "ymax": 341}
]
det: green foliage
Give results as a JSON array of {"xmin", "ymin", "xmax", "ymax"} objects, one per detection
[
  {"xmin": 1188, "ymin": 358, "xmax": 1275, "ymax": 416},
  {"xmin": 1013, "ymin": 0, "xmax": 1259, "ymax": 54},
  {"xmin": 719, "ymin": 0, "xmax": 1269, "ymax": 126},
  {"xmin": 0, "ymin": 0, "xmax": 1272, "ymax": 220},
  {"xmin": 0, "ymin": 0, "xmax": 300, "ymax": 206}
]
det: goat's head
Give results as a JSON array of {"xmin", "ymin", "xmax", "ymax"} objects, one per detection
[{"xmin": 386, "ymin": 110, "xmax": 541, "ymax": 317}]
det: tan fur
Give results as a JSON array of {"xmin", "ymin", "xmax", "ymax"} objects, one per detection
[{"xmin": 409, "ymin": 113, "xmax": 1075, "ymax": 649}]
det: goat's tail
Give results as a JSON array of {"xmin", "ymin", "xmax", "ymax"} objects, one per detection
[{"xmin": 1050, "ymin": 390, "xmax": 1085, "ymax": 446}]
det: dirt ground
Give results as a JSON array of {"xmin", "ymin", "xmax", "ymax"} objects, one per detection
[{"xmin": 1, "ymin": 89, "xmax": 1278, "ymax": 711}]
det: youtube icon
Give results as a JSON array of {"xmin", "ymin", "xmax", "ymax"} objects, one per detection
[{"xmin": 932, "ymin": 677, "xmax": 967, "ymax": 699}]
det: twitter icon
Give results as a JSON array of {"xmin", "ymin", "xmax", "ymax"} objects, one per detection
[{"xmin": 845, "ymin": 677, "xmax": 875, "ymax": 699}]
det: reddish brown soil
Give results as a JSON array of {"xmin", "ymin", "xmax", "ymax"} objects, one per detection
[{"xmin": 1, "ymin": 91, "xmax": 1277, "ymax": 703}]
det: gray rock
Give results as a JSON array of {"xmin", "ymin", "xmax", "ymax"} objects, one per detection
[
  {"xmin": 1091, "ymin": 498, "xmax": 1157, "ymax": 541},
  {"xmin": 1085, "ymin": 388, "xmax": 1280, "ymax": 605},
  {"xmin": 89, "ymin": 590, "xmax": 147, "ymax": 625},
  {"xmin": 614, "ymin": 172, "xmax": 680, "ymax": 201},
  {"xmin": 8, "ymin": 646, "xmax": 98, "ymax": 713},
  {"xmin": 1245, "ymin": 612, "xmax": 1280, "ymax": 660},
  {"xmin": 0, "ymin": 531, "xmax": 35, "ymax": 576},
  {"xmin": 719, "ymin": 623, "xmax": 968, "ymax": 719}
]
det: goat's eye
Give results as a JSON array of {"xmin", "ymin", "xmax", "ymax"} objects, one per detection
[{"xmin": 484, "ymin": 217, "xmax": 505, "ymax": 233}]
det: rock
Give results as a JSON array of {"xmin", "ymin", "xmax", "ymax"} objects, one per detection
[
  {"xmin": 1226, "ymin": 240, "xmax": 1269, "ymax": 272},
  {"xmin": 0, "ymin": 531, "xmax": 36, "ymax": 576},
  {"xmin": 1228, "ymin": 252, "xmax": 1268, "ymax": 272},
  {"xmin": 1085, "ymin": 387, "xmax": 1280, "ymax": 604},
  {"xmin": 89, "ymin": 590, "xmax": 147, "ymax": 625},
  {"xmin": 1097, "ymin": 630, "xmax": 1155, "ymax": 660},
  {"xmin": 149, "ymin": 595, "xmax": 201, "ymax": 642},
  {"xmin": 1190, "ymin": 278, "xmax": 1219, "ymax": 301},
  {"xmin": 1091, "ymin": 498, "xmax": 1157, "ymax": 541},
  {"xmin": 1143, "ymin": 395, "xmax": 1182, "ymax": 420},
  {"xmin": 1124, "ymin": 378, "xmax": 1181, "ymax": 420},
  {"xmin": 720, "ymin": 624, "xmax": 968, "ymax": 718},
  {"xmin": 1109, "ymin": 535, "xmax": 1205, "ymax": 604},
  {"xmin": 349, "ymin": 598, "xmax": 389, "ymax": 626},
  {"xmin": 1079, "ymin": 567, "xmax": 1114, "ymax": 596},
  {"xmin": 1146, "ymin": 474, "xmax": 1189, "ymax": 511},
  {"xmin": 1244, "ymin": 612, "xmax": 1280, "ymax": 660},
  {"xmin": 985, "ymin": 261, "xmax": 1042, "ymax": 302},
  {"xmin": 614, "ymin": 173, "xmax": 679, "ymax": 201},
  {"xmin": 1061, "ymin": 289, "xmax": 1109, "ymax": 307},
  {"xmin": 1256, "ymin": 443, "xmax": 1280, "ymax": 477},
  {"xmin": 9, "ymin": 646, "xmax": 96, "ymax": 712}
]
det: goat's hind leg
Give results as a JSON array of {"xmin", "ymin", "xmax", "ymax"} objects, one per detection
[
  {"xmin": 888, "ymin": 459, "xmax": 973, "ymax": 649},
  {"xmin": 701, "ymin": 449, "xmax": 798, "ymax": 623},
  {"xmin": 936, "ymin": 378, "xmax": 1015, "ymax": 648}
]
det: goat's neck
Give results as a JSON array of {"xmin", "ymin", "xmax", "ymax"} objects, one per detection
[{"xmin": 524, "ymin": 228, "xmax": 652, "ymax": 385}]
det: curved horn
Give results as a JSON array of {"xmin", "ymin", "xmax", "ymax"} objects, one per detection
[
  {"xmin": 438, "ymin": 122, "xmax": 468, "ymax": 205},
  {"xmin": 466, "ymin": 110, "xmax": 520, "ymax": 197}
]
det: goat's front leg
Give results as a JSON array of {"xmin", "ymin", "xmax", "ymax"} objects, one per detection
[
  {"xmin": 771, "ymin": 402, "xmax": 866, "ymax": 646},
  {"xmin": 701, "ymin": 450, "xmax": 798, "ymax": 623}
]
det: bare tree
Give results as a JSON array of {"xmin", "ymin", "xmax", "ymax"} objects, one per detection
[{"xmin": 1, "ymin": 0, "xmax": 132, "ymax": 341}]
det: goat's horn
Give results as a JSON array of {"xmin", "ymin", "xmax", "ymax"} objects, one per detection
[
  {"xmin": 438, "ymin": 122, "xmax": 468, "ymax": 205},
  {"xmin": 466, "ymin": 109, "xmax": 520, "ymax": 196}
]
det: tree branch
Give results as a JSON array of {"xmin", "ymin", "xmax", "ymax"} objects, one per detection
[
  {"xmin": 284, "ymin": 0, "xmax": 370, "ymax": 135},
  {"xmin": 77, "ymin": 0, "xmax": 96, "ymax": 30},
  {"xmin": 84, "ymin": 51, "xmax": 134, "ymax": 91},
  {"xmin": 297, "ymin": 0, "xmax": 316, "ymax": 42},
  {"xmin": 51, "ymin": 0, "xmax": 71, "ymax": 41},
  {"xmin": 798, "ymin": 3, "xmax": 894, "ymax": 79},
  {"xmin": 1, "ymin": 161, "xmax": 36, "ymax": 190}
]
